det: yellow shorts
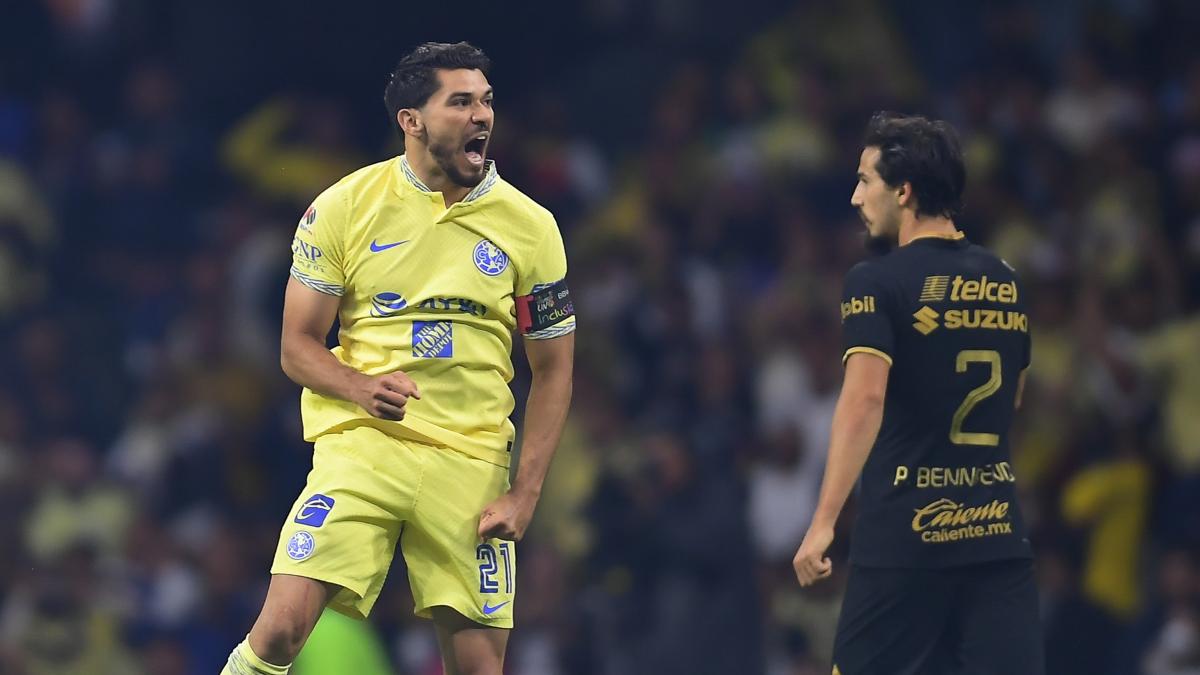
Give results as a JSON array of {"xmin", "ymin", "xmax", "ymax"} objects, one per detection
[{"xmin": 270, "ymin": 426, "xmax": 515, "ymax": 627}]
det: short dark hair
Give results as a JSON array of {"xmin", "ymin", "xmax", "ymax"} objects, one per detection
[
  {"xmin": 383, "ymin": 42, "xmax": 490, "ymax": 135},
  {"xmin": 863, "ymin": 111, "xmax": 966, "ymax": 219}
]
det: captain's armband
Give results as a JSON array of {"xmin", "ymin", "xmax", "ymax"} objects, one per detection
[{"xmin": 516, "ymin": 279, "xmax": 575, "ymax": 339}]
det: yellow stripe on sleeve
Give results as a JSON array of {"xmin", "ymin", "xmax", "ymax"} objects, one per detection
[{"xmin": 842, "ymin": 346, "xmax": 893, "ymax": 366}]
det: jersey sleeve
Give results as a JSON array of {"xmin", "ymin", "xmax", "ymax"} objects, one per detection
[
  {"xmin": 840, "ymin": 263, "xmax": 894, "ymax": 366},
  {"xmin": 289, "ymin": 187, "xmax": 348, "ymax": 296},
  {"xmin": 1021, "ymin": 324, "xmax": 1032, "ymax": 370},
  {"xmin": 514, "ymin": 219, "xmax": 576, "ymax": 340}
]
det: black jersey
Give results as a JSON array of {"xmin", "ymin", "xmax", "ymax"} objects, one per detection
[{"xmin": 839, "ymin": 233, "xmax": 1033, "ymax": 568}]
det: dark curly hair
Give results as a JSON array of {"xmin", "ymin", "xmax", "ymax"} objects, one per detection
[
  {"xmin": 864, "ymin": 112, "xmax": 966, "ymax": 219},
  {"xmin": 383, "ymin": 42, "xmax": 491, "ymax": 136}
]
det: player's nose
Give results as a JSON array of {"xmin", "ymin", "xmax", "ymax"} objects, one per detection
[{"xmin": 472, "ymin": 102, "xmax": 493, "ymax": 127}]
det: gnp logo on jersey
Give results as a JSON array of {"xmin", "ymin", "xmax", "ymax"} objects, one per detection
[
  {"xmin": 292, "ymin": 237, "xmax": 323, "ymax": 264},
  {"xmin": 370, "ymin": 292, "xmax": 408, "ymax": 318},
  {"xmin": 294, "ymin": 494, "xmax": 336, "ymax": 527},
  {"xmin": 286, "ymin": 531, "xmax": 316, "ymax": 560},
  {"xmin": 473, "ymin": 239, "xmax": 509, "ymax": 276},
  {"xmin": 413, "ymin": 321, "xmax": 453, "ymax": 358}
]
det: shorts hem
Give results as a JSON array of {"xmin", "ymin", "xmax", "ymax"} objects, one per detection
[
  {"xmin": 325, "ymin": 601, "xmax": 368, "ymax": 622},
  {"xmin": 268, "ymin": 568, "xmax": 372, "ymax": 620},
  {"xmin": 414, "ymin": 599, "xmax": 514, "ymax": 629}
]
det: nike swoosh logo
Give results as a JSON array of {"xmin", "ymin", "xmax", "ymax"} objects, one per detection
[
  {"xmin": 370, "ymin": 239, "xmax": 410, "ymax": 252},
  {"xmin": 481, "ymin": 601, "xmax": 510, "ymax": 615}
]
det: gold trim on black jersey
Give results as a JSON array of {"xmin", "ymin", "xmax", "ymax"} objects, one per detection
[
  {"xmin": 903, "ymin": 230, "xmax": 966, "ymax": 246},
  {"xmin": 843, "ymin": 346, "xmax": 894, "ymax": 366}
]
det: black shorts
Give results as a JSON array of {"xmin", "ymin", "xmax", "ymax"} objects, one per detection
[{"xmin": 833, "ymin": 558, "xmax": 1043, "ymax": 675}]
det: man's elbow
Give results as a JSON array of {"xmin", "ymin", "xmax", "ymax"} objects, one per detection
[
  {"xmin": 279, "ymin": 333, "xmax": 310, "ymax": 382},
  {"xmin": 280, "ymin": 344, "xmax": 298, "ymax": 382},
  {"xmin": 846, "ymin": 388, "xmax": 886, "ymax": 413}
]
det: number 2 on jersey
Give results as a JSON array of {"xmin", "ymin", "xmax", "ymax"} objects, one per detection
[{"xmin": 950, "ymin": 350, "xmax": 1001, "ymax": 446}]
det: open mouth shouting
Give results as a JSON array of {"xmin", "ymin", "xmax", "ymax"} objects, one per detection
[{"xmin": 464, "ymin": 130, "xmax": 489, "ymax": 168}]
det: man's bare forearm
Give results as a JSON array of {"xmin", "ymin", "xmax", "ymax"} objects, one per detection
[
  {"xmin": 811, "ymin": 391, "xmax": 885, "ymax": 529},
  {"xmin": 281, "ymin": 333, "xmax": 366, "ymax": 402},
  {"xmin": 511, "ymin": 364, "xmax": 573, "ymax": 498}
]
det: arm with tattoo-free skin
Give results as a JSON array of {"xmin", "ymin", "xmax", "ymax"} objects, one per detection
[
  {"xmin": 793, "ymin": 352, "xmax": 889, "ymax": 586},
  {"xmin": 281, "ymin": 276, "xmax": 421, "ymax": 419},
  {"xmin": 477, "ymin": 333, "xmax": 574, "ymax": 541}
]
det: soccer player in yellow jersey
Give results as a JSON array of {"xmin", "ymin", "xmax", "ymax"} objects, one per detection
[{"xmin": 222, "ymin": 42, "xmax": 575, "ymax": 675}]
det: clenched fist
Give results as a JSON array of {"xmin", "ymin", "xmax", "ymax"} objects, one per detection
[
  {"xmin": 478, "ymin": 490, "xmax": 538, "ymax": 542},
  {"xmin": 793, "ymin": 524, "xmax": 834, "ymax": 587},
  {"xmin": 352, "ymin": 371, "xmax": 421, "ymax": 420}
]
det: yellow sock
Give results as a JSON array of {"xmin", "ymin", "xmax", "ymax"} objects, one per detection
[{"xmin": 221, "ymin": 638, "xmax": 291, "ymax": 675}]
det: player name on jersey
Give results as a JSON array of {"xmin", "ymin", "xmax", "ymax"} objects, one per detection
[
  {"xmin": 840, "ymin": 236, "xmax": 1033, "ymax": 569},
  {"xmin": 892, "ymin": 462, "xmax": 1017, "ymax": 488}
]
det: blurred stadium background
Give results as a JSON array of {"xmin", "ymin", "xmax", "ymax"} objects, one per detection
[{"xmin": 2, "ymin": 1, "xmax": 1200, "ymax": 673}]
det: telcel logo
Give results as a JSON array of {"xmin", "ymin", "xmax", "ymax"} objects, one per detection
[{"xmin": 950, "ymin": 275, "xmax": 1017, "ymax": 303}]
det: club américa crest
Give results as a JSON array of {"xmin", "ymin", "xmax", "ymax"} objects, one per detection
[{"xmin": 473, "ymin": 239, "xmax": 509, "ymax": 276}]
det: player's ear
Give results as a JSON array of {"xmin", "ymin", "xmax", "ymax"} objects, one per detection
[
  {"xmin": 397, "ymin": 108, "xmax": 422, "ymax": 138},
  {"xmin": 896, "ymin": 181, "xmax": 914, "ymax": 208}
]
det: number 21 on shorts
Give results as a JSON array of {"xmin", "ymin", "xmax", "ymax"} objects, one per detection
[{"xmin": 477, "ymin": 542, "xmax": 513, "ymax": 593}]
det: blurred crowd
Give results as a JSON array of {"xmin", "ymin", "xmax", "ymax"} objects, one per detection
[{"xmin": 2, "ymin": 1, "xmax": 1200, "ymax": 674}]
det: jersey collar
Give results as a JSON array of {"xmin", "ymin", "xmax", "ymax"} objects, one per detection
[
  {"xmin": 903, "ymin": 231, "xmax": 966, "ymax": 246},
  {"xmin": 398, "ymin": 155, "xmax": 499, "ymax": 203}
]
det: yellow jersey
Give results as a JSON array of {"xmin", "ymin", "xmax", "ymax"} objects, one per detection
[{"xmin": 289, "ymin": 156, "xmax": 575, "ymax": 467}]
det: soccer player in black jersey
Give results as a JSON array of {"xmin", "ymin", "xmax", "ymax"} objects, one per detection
[{"xmin": 793, "ymin": 112, "xmax": 1043, "ymax": 675}]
